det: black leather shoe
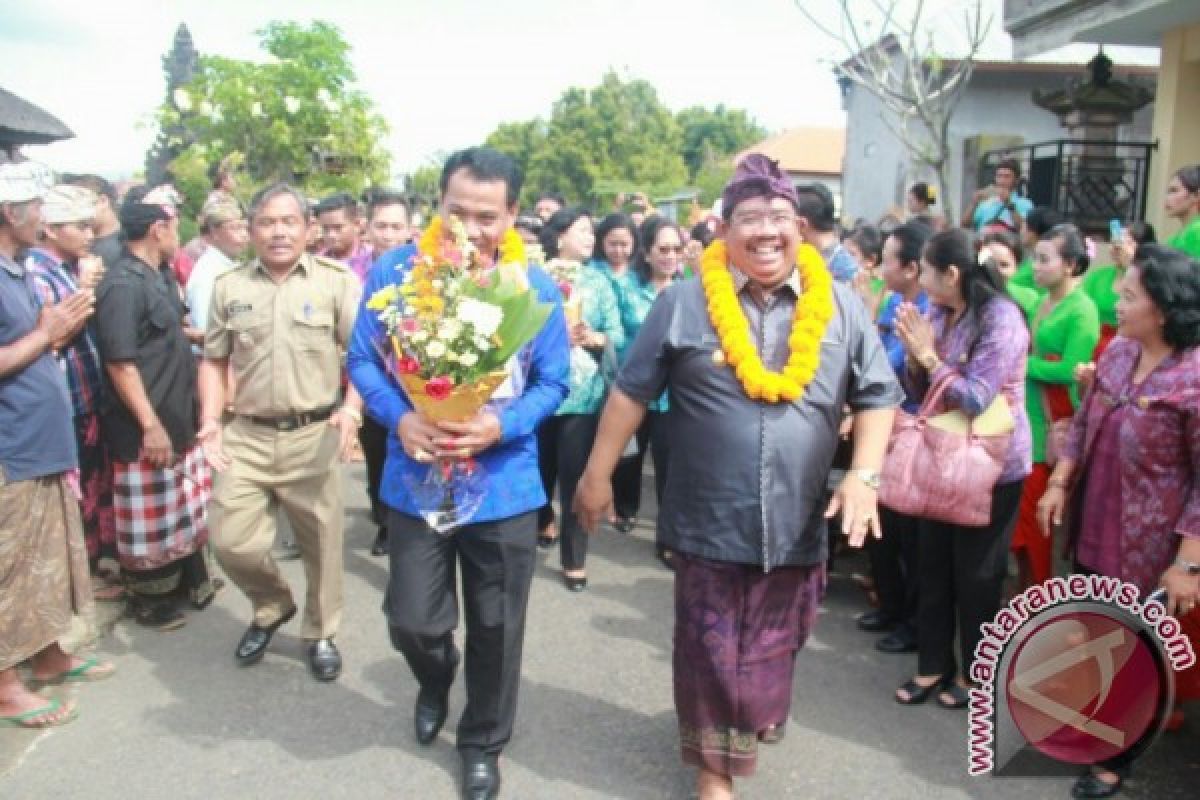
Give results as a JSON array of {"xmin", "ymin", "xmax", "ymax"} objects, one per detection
[
  {"xmin": 414, "ymin": 646, "xmax": 460, "ymax": 745},
  {"xmin": 307, "ymin": 638, "xmax": 342, "ymax": 682},
  {"xmin": 235, "ymin": 605, "xmax": 297, "ymax": 666},
  {"xmin": 370, "ymin": 527, "xmax": 388, "ymax": 557},
  {"xmin": 1071, "ymin": 769, "xmax": 1124, "ymax": 799},
  {"xmin": 563, "ymin": 573, "xmax": 587, "ymax": 592},
  {"xmin": 876, "ymin": 624, "xmax": 918, "ymax": 653},
  {"xmin": 415, "ymin": 687, "xmax": 449, "ymax": 745},
  {"xmin": 856, "ymin": 610, "xmax": 896, "ymax": 633},
  {"xmin": 461, "ymin": 752, "xmax": 501, "ymax": 800}
]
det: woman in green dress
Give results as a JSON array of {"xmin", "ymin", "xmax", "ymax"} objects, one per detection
[
  {"xmin": 1164, "ymin": 164, "xmax": 1200, "ymax": 260},
  {"xmin": 1012, "ymin": 224, "xmax": 1100, "ymax": 593},
  {"xmin": 1079, "ymin": 220, "xmax": 1156, "ymax": 355},
  {"xmin": 980, "ymin": 229, "xmax": 1038, "ymax": 324}
]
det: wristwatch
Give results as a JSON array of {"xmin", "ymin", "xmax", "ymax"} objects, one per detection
[
  {"xmin": 1173, "ymin": 559, "xmax": 1200, "ymax": 577},
  {"xmin": 849, "ymin": 468, "xmax": 881, "ymax": 491}
]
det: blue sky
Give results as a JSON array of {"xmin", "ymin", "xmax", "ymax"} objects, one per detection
[{"xmin": 0, "ymin": 0, "xmax": 1158, "ymax": 181}]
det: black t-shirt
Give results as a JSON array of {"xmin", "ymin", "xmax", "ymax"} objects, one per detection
[{"xmin": 92, "ymin": 248, "xmax": 198, "ymax": 463}]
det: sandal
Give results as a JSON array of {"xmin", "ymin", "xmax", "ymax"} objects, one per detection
[
  {"xmin": 0, "ymin": 697, "xmax": 78, "ymax": 729},
  {"xmin": 28, "ymin": 654, "xmax": 116, "ymax": 689},
  {"xmin": 937, "ymin": 683, "xmax": 971, "ymax": 710},
  {"xmin": 895, "ymin": 674, "xmax": 951, "ymax": 705}
]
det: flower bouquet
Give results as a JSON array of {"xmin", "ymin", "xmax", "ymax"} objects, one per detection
[{"xmin": 366, "ymin": 216, "xmax": 552, "ymax": 531}]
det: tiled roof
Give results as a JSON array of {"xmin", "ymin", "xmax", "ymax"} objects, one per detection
[{"xmin": 737, "ymin": 127, "xmax": 845, "ymax": 176}]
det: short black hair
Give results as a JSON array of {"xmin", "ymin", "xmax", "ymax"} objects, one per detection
[
  {"xmin": 248, "ymin": 183, "xmax": 309, "ymax": 222},
  {"xmin": 888, "ymin": 221, "xmax": 932, "ymax": 267},
  {"xmin": 314, "ymin": 191, "xmax": 359, "ymax": 218},
  {"xmin": 439, "ymin": 147, "xmax": 523, "ymax": 208},
  {"xmin": 593, "ymin": 212, "xmax": 640, "ymax": 262},
  {"xmin": 539, "ymin": 207, "xmax": 591, "ymax": 258},
  {"xmin": 846, "ymin": 224, "xmax": 883, "ymax": 266},
  {"xmin": 535, "ymin": 191, "xmax": 565, "ymax": 208},
  {"xmin": 996, "ymin": 158, "xmax": 1022, "ymax": 178},
  {"xmin": 362, "ymin": 188, "xmax": 408, "ymax": 221},
  {"xmin": 689, "ymin": 221, "xmax": 716, "ymax": 249},
  {"xmin": 794, "ymin": 183, "xmax": 836, "ymax": 232},
  {"xmin": 1134, "ymin": 244, "xmax": 1200, "ymax": 349},
  {"xmin": 1025, "ymin": 206, "xmax": 1063, "ymax": 237}
]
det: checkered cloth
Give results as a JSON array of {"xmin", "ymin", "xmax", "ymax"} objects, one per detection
[{"xmin": 113, "ymin": 443, "xmax": 211, "ymax": 572}]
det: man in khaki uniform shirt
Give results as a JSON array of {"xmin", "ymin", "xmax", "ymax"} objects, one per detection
[{"xmin": 198, "ymin": 183, "xmax": 363, "ymax": 682}]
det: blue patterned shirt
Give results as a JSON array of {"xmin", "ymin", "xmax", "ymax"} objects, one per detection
[
  {"xmin": 348, "ymin": 243, "xmax": 570, "ymax": 524},
  {"xmin": 26, "ymin": 248, "xmax": 105, "ymax": 419},
  {"xmin": 616, "ymin": 270, "xmax": 673, "ymax": 412}
]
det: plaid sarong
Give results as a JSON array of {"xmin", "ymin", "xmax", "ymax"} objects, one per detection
[{"xmin": 113, "ymin": 443, "xmax": 211, "ymax": 572}]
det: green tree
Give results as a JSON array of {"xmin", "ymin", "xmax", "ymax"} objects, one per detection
[
  {"xmin": 677, "ymin": 104, "xmax": 765, "ymax": 180},
  {"xmin": 152, "ymin": 21, "xmax": 390, "ymax": 220},
  {"xmin": 514, "ymin": 72, "xmax": 689, "ymax": 207},
  {"xmin": 485, "ymin": 119, "xmax": 547, "ymax": 185}
]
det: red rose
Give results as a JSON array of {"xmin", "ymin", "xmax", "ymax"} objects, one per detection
[
  {"xmin": 425, "ymin": 375, "xmax": 454, "ymax": 400},
  {"xmin": 396, "ymin": 355, "xmax": 421, "ymax": 375}
]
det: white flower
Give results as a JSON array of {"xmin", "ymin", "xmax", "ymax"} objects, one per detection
[
  {"xmin": 432, "ymin": 279, "xmax": 444, "ymax": 290},
  {"xmin": 427, "ymin": 340, "xmax": 446, "ymax": 359},
  {"xmin": 284, "ymin": 96, "xmax": 301, "ymax": 114},
  {"xmin": 445, "ymin": 351, "xmax": 460, "ymax": 363},
  {"xmin": 474, "ymin": 335, "xmax": 491, "ymax": 351},
  {"xmin": 438, "ymin": 318, "xmax": 463, "ymax": 340},
  {"xmin": 173, "ymin": 88, "xmax": 192, "ymax": 112},
  {"xmin": 457, "ymin": 297, "xmax": 503, "ymax": 337},
  {"xmin": 198, "ymin": 100, "xmax": 214, "ymax": 117},
  {"xmin": 459, "ymin": 352, "xmax": 479, "ymax": 368},
  {"xmin": 410, "ymin": 330, "xmax": 429, "ymax": 344},
  {"xmin": 251, "ymin": 101, "xmax": 264, "ymax": 117}
]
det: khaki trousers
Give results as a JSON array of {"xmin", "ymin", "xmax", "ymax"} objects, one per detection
[{"xmin": 211, "ymin": 416, "xmax": 343, "ymax": 639}]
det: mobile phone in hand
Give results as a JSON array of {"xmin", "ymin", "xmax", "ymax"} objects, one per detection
[{"xmin": 1109, "ymin": 218, "xmax": 1123, "ymax": 242}]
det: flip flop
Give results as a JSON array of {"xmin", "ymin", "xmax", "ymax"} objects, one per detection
[
  {"xmin": 0, "ymin": 697, "xmax": 78, "ymax": 729},
  {"xmin": 28, "ymin": 655, "xmax": 116, "ymax": 689}
]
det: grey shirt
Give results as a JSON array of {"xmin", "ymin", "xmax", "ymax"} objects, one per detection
[{"xmin": 616, "ymin": 271, "xmax": 903, "ymax": 570}]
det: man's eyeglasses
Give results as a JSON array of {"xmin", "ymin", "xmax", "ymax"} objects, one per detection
[{"xmin": 730, "ymin": 211, "xmax": 797, "ymax": 229}]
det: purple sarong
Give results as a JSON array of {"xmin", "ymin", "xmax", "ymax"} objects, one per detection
[{"xmin": 673, "ymin": 553, "xmax": 826, "ymax": 777}]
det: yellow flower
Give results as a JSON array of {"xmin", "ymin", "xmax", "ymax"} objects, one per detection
[
  {"xmin": 699, "ymin": 239, "xmax": 833, "ymax": 404},
  {"xmin": 367, "ymin": 285, "xmax": 398, "ymax": 311}
]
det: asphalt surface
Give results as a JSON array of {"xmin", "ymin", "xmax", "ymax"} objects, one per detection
[{"xmin": 2, "ymin": 464, "xmax": 1197, "ymax": 799}]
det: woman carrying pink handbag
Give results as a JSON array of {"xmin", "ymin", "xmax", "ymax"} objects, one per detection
[{"xmin": 891, "ymin": 228, "xmax": 1033, "ymax": 710}]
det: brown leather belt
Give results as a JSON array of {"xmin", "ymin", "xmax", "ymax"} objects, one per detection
[{"xmin": 242, "ymin": 404, "xmax": 336, "ymax": 432}]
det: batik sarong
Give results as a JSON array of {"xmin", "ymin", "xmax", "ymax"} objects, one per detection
[
  {"xmin": 0, "ymin": 472, "xmax": 92, "ymax": 670},
  {"xmin": 673, "ymin": 552, "xmax": 826, "ymax": 777}
]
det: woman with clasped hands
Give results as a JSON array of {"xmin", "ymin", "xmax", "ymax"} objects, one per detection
[
  {"xmin": 892, "ymin": 228, "xmax": 1032, "ymax": 710},
  {"xmin": 1038, "ymin": 244, "xmax": 1200, "ymax": 800}
]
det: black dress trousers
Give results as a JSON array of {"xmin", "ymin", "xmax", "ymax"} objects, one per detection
[{"xmin": 384, "ymin": 509, "xmax": 538, "ymax": 755}]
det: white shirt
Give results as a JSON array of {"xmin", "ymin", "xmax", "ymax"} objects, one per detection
[{"xmin": 185, "ymin": 246, "xmax": 236, "ymax": 333}]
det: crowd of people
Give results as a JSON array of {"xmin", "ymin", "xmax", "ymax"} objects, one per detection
[{"xmin": 1, "ymin": 145, "xmax": 1198, "ymax": 800}]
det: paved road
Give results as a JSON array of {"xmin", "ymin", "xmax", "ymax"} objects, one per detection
[{"xmin": 2, "ymin": 465, "xmax": 1197, "ymax": 799}]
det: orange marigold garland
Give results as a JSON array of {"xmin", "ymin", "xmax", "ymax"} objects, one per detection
[{"xmin": 699, "ymin": 240, "xmax": 835, "ymax": 403}]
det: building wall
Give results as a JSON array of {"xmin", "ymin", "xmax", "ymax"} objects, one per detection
[
  {"xmin": 1146, "ymin": 22, "xmax": 1200, "ymax": 236},
  {"xmin": 842, "ymin": 67, "xmax": 1156, "ymax": 225}
]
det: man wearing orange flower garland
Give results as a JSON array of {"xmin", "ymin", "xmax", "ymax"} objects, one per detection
[{"xmin": 576, "ymin": 154, "xmax": 903, "ymax": 800}]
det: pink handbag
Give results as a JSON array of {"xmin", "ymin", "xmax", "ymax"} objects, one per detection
[{"xmin": 880, "ymin": 372, "xmax": 1013, "ymax": 527}]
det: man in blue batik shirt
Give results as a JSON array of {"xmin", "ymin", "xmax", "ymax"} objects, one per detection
[{"xmin": 347, "ymin": 147, "xmax": 568, "ymax": 800}]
